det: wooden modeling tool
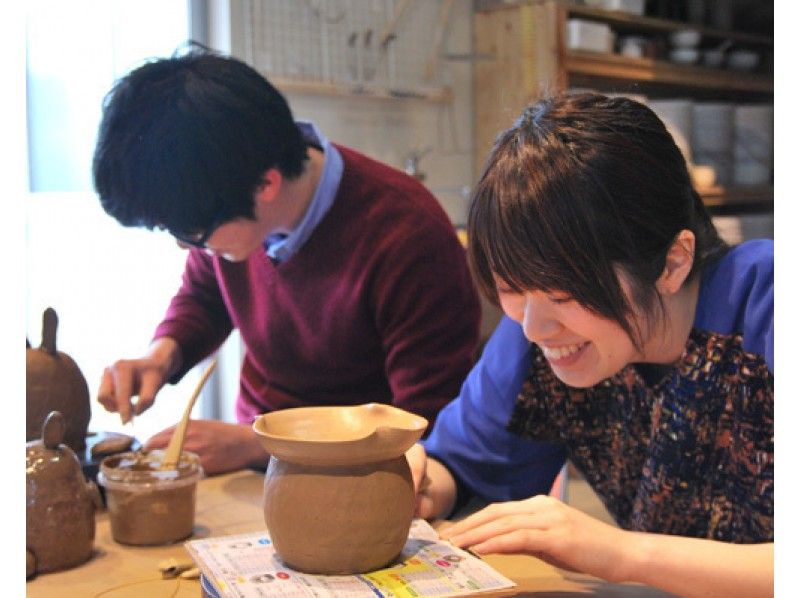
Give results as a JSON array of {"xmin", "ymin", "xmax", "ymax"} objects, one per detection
[{"xmin": 160, "ymin": 359, "xmax": 217, "ymax": 470}]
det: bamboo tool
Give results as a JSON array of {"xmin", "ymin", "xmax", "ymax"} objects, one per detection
[{"xmin": 160, "ymin": 359, "xmax": 218, "ymax": 470}]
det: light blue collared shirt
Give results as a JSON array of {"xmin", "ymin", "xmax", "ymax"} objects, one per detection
[{"xmin": 264, "ymin": 121, "xmax": 344, "ymax": 264}]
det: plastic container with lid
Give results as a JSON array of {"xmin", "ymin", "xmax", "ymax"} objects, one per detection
[{"xmin": 98, "ymin": 449, "xmax": 203, "ymax": 546}]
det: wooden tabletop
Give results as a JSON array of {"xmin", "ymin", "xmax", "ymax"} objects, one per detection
[{"xmin": 26, "ymin": 470, "xmax": 672, "ymax": 597}]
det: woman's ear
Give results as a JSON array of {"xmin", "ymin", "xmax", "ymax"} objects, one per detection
[
  {"xmin": 656, "ymin": 229, "xmax": 696, "ymax": 295},
  {"xmin": 254, "ymin": 168, "xmax": 283, "ymax": 205}
]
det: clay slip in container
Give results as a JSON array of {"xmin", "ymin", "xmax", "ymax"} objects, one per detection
[{"xmin": 97, "ymin": 450, "xmax": 202, "ymax": 546}]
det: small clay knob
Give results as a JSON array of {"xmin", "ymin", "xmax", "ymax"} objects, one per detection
[
  {"xmin": 41, "ymin": 308, "xmax": 58, "ymax": 355},
  {"xmin": 42, "ymin": 411, "xmax": 66, "ymax": 449}
]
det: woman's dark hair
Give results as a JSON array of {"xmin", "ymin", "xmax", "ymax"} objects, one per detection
[
  {"xmin": 468, "ymin": 93, "xmax": 728, "ymax": 349},
  {"xmin": 92, "ymin": 43, "xmax": 308, "ymax": 236}
]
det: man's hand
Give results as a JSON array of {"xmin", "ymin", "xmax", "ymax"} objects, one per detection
[
  {"xmin": 144, "ymin": 420, "xmax": 269, "ymax": 475},
  {"xmin": 97, "ymin": 338, "xmax": 182, "ymax": 424}
]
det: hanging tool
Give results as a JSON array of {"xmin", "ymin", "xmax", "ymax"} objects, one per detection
[
  {"xmin": 347, "ymin": 31, "xmax": 359, "ymax": 81},
  {"xmin": 364, "ymin": 28, "xmax": 376, "ymax": 81},
  {"xmin": 425, "ymin": 0, "xmax": 455, "ymax": 82},
  {"xmin": 379, "ymin": 0, "xmax": 414, "ymax": 51}
]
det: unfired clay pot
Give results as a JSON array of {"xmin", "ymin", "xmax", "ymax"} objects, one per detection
[
  {"xmin": 253, "ymin": 403, "xmax": 428, "ymax": 575},
  {"xmin": 26, "ymin": 411, "xmax": 101, "ymax": 577},
  {"xmin": 26, "ymin": 308, "xmax": 91, "ymax": 453}
]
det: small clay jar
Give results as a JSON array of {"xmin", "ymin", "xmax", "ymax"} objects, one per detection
[
  {"xmin": 97, "ymin": 449, "xmax": 202, "ymax": 546},
  {"xmin": 253, "ymin": 403, "xmax": 428, "ymax": 575},
  {"xmin": 26, "ymin": 411, "xmax": 101, "ymax": 576}
]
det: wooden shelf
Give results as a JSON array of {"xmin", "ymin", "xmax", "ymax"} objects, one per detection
[
  {"xmin": 564, "ymin": 51, "xmax": 773, "ymax": 93},
  {"xmin": 477, "ymin": 0, "xmax": 773, "ymax": 47},
  {"xmin": 269, "ymin": 76, "xmax": 453, "ymax": 103},
  {"xmin": 699, "ymin": 185, "xmax": 773, "ymax": 209},
  {"xmin": 563, "ymin": 3, "xmax": 772, "ymax": 46},
  {"xmin": 472, "ymin": 1, "xmax": 774, "ymax": 218}
]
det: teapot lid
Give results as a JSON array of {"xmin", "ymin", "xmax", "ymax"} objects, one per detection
[{"xmin": 26, "ymin": 411, "xmax": 83, "ymax": 480}]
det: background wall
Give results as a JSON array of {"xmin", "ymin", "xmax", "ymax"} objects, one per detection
[{"xmin": 217, "ymin": 0, "xmax": 476, "ymax": 226}]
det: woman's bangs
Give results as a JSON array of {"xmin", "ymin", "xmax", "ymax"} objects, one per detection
[{"xmin": 473, "ymin": 176, "xmax": 579, "ymax": 296}]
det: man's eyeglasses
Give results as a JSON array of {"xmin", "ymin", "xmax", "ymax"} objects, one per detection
[{"xmin": 169, "ymin": 210, "xmax": 229, "ymax": 248}]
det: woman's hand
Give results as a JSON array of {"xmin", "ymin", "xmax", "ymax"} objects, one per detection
[
  {"xmin": 441, "ymin": 495, "xmax": 773, "ymax": 598},
  {"xmin": 406, "ymin": 443, "xmax": 458, "ymax": 520},
  {"xmin": 406, "ymin": 443, "xmax": 433, "ymax": 518},
  {"xmin": 440, "ymin": 495, "xmax": 629, "ymax": 582},
  {"xmin": 144, "ymin": 420, "xmax": 269, "ymax": 475}
]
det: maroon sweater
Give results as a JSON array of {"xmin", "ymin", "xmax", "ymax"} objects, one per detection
[{"xmin": 154, "ymin": 145, "xmax": 481, "ymax": 431}]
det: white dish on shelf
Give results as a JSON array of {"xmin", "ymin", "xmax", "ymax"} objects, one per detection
[
  {"xmin": 670, "ymin": 29, "xmax": 701, "ymax": 48},
  {"xmin": 566, "ymin": 19, "xmax": 615, "ymax": 54},
  {"xmin": 583, "ymin": 0, "xmax": 645, "ymax": 15},
  {"xmin": 669, "ymin": 48, "xmax": 699, "ymax": 65},
  {"xmin": 727, "ymin": 50, "xmax": 759, "ymax": 71},
  {"xmin": 620, "ymin": 35, "xmax": 648, "ymax": 59},
  {"xmin": 702, "ymin": 49, "xmax": 725, "ymax": 68}
]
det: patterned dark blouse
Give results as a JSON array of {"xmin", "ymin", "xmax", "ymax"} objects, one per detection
[{"xmin": 507, "ymin": 327, "xmax": 773, "ymax": 543}]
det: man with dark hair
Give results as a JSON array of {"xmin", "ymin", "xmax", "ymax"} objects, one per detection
[{"xmin": 93, "ymin": 46, "xmax": 480, "ymax": 475}]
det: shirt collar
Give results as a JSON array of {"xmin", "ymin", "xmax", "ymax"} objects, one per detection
[{"xmin": 264, "ymin": 121, "xmax": 343, "ymax": 263}]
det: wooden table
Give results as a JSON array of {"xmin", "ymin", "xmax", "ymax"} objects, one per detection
[{"xmin": 26, "ymin": 470, "xmax": 672, "ymax": 597}]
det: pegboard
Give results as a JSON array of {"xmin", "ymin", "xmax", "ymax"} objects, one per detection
[{"xmin": 243, "ymin": 0, "xmax": 454, "ymax": 98}]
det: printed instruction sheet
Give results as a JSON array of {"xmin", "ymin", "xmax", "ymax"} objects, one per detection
[{"xmin": 185, "ymin": 519, "xmax": 515, "ymax": 597}]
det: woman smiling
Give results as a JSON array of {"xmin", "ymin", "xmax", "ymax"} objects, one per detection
[{"xmin": 410, "ymin": 93, "xmax": 773, "ymax": 598}]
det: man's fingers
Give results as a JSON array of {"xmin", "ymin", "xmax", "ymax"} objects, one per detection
[
  {"xmin": 133, "ymin": 368, "xmax": 166, "ymax": 415},
  {"xmin": 97, "ymin": 367, "xmax": 122, "ymax": 413},
  {"xmin": 105, "ymin": 362, "xmax": 135, "ymax": 423}
]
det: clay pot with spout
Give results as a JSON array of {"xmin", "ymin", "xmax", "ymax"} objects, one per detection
[
  {"xmin": 26, "ymin": 411, "xmax": 102, "ymax": 577},
  {"xmin": 253, "ymin": 403, "xmax": 428, "ymax": 575}
]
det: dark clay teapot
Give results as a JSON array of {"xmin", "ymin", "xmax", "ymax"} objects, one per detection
[
  {"xmin": 26, "ymin": 411, "xmax": 102, "ymax": 578},
  {"xmin": 27, "ymin": 307, "xmax": 91, "ymax": 453}
]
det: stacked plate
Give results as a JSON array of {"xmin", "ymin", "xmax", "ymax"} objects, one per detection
[
  {"xmin": 692, "ymin": 102, "xmax": 734, "ymax": 186},
  {"xmin": 733, "ymin": 104, "xmax": 773, "ymax": 186},
  {"xmin": 647, "ymin": 99, "xmax": 694, "ymax": 165},
  {"xmin": 668, "ymin": 29, "xmax": 701, "ymax": 65}
]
